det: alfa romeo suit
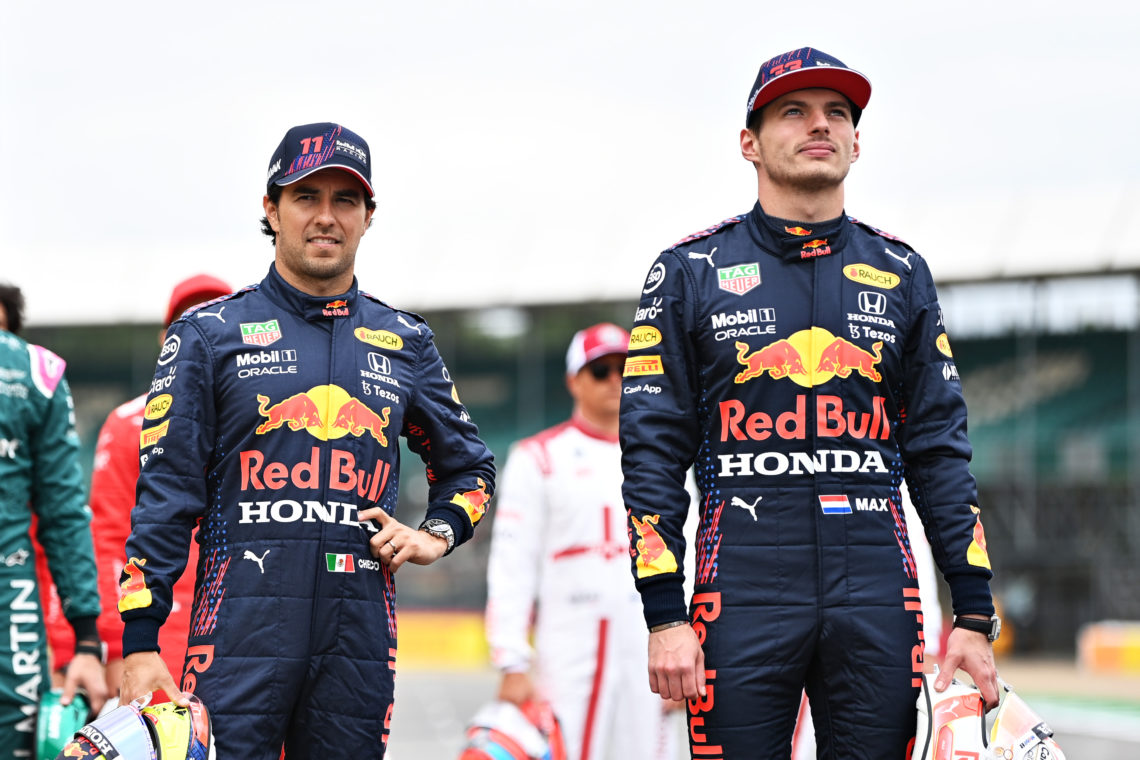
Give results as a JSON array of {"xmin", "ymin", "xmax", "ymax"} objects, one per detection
[
  {"xmin": 119, "ymin": 264, "xmax": 495, "ymax": 758},
  {"xmin": 619, "ymin": 203, "xmax": 994, "ymax": 758},
  {"xmin": 486, "ymin": 416, "xmax": 677, "ymax": 760}
]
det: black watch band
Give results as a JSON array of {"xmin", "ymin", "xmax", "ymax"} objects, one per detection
[{"xmin": 953, "ymin": 614, "xmax": 1001, "ymax": 642}]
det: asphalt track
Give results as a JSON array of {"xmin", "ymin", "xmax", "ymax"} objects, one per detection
[{"xmin": 386, "ymin": 660, "xmax": 1140, "ymax": 758}]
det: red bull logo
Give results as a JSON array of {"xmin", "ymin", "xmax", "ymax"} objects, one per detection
[
  {"xmin": 734, "ymin": 340, "xmax": 806, "ymax": 382},
  {"xmin": 452, "ymin": 477, "xmax": 491, "ymax": 525},
  {"xmin": 735, "ymin": 328, "xmax": 884, "ymax": 387},
  {"xmin": 118, "ymin": 557, "xmax": 152, "ymax": 612},
  {"xmin": 784, "ymin": 225, "xmax": 812, "ymax": 236},
  {"xmin": 323, "ymin": 299, "xmax": 350, "ymax": 317},
  {"xmin": 333, "ymin": 399, "xmax": 391, "ymax": 445},
  {"xmin": 254, "ymin": 385, "xmax": 391, "ymax": 444},
  {"xmin": 799, "ymin": 238, "xmax": 832, "ymax": 259},
  {"xmin": 631, "ymin": 513, "xmax": 678, "ymax": 578},
  {"xmin": 816, "ymin": 338, "xmax": 883, "ymax": 382}
]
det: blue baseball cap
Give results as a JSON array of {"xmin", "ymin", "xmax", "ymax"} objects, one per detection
[
  {"xmin": 746, "ymin": 48, "xmax": 871, "ymax": 126},
  {"xmin": 266, "ymin": 122, "xmax": 373, "ymax": 196}
]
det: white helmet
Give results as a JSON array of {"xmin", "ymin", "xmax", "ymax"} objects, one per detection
[
  {"xmin": 52, "ymin": 694, "xmax": 214, "ymax": 760},
  {"xmin": 459, "ymin": 700, "xmax": 567, "ymax": 760},
  {"xmin": 913, "ymin": 669, "xmax": 1066, "ymax": 760}
]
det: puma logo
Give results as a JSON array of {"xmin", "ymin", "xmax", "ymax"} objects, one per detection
[
  {"xmin": 883, "ymin": 247, "xmax": 912, "ymax": 270},
  {"xmin": 397, "ymin": 314, "xmax": 421, "ymax": 333},
  {"xmin": 197, "ymin": 307, "xmax": 226, "ymax": 322},
  {"xmin": 729, "ymin": 495, "xmax": 762, "ymax": 521},
  {"xmin": 688, "ymin": 247, "xmax": 718, "ymax": 267},
  {"xmin": 243, "ymin": 549, "xmax": 269, "ymax": 573}
]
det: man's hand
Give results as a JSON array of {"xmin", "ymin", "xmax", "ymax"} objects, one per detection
[
  {"xmin": 120, "ymin": 651, "xmax": 189, "ymax": 707},
  {"xmin": 497, "ymin": 671, "xmax": 535, "ymax": 705},
  {"xmin": 648, "ymin": 622, "xmax": 706, "ymax": 701},
  {"xmin": 936, "ymin": 624, "xmax": 999, "ymax": 708},
  {"xmin": 61, "ymin": 653, "xmax": 107, "ymax": 714},
  {"xmin": 359, "ymin": 508, "xmax": 447, "ymax": 572}
]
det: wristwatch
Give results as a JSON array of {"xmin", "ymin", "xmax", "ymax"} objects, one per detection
[
  {"xmin": 418, "ymin": 518, "xmax": 456, "ymax": 555},
  {"xmin": 953, "ymin": 614, "xmax": 1001, "ymax": 642}
]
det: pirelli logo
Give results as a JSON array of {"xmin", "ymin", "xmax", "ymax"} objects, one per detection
[
  {"xmin": 623, "ymin": 355, "xmax": 664, "ymax": 377},
  {"xmin": 139, "ymin": 419, "xmax": 171, "ymax": 449}
]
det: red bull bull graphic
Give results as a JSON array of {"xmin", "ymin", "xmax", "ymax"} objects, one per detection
[
  {"xmin": 733, "ymin": 339, "xmax": 806, "ymax": 382},
  {"xmin": 816, "ymin": 337, "xmax": 883, "ymax": 382},
  {"xmin": 799, "ymin": 238, "xmax": 832, "ymax": 259},
  {"xmin": 254, "ymin": 385, "xmax": 391, "ymax": 444},
  {"xmin": 734, "ymin": 328, "xmax": 884, "ymax": 387},
  {"xmin": 631, "ymin": 514, "xmax": 678, "ymax": 578},
  {"xmin": 118, "ymin": 557, "xmax": 152, "ymax": 612},
  {"xmin": 323, "ymin": 299, "xmax": 350, "ymax": 317},
  {"xmin": 967, "ymin": 506, "xmax": 991, "ymax": 569},
  {"xmin": 452, "ymin": 477, "xmax": 491, "ymax": 525},
  {"xmin": 784, "ymin": 225, "xmax": 812, "ymax": 236},
  {"xmin": 333, "ymin": 398, "xmax": 391, "ymax": 445}
]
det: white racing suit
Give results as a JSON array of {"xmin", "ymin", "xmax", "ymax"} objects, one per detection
[{"xmin": 486, "ymin": 416, "xmax": 679, "ymax": 760}]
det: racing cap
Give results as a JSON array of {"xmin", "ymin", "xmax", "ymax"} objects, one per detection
[
  {"xmin": 565, "ymin": 322, "xmax": 630, "ymax": 375},
  {"xmin": 745, "ymin": 47, "xmax": 871, "ymax": 127},
  {"xmin": 165, "ymin": 273, "xmax": 232, "ymax": 326},
  {"xmin": 266, "ymin": 122, "xmax": 374, "ymax": 197}
]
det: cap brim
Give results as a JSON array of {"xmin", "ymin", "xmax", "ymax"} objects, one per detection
[
  {"xmin": 272, "ymin": 164, "xmax": 374, "ymax": 197},
  {"xmin": 751, "ymin": 68, "xmax": 871, "ymax": 115}
]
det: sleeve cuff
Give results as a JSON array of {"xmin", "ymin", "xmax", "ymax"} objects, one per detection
[
  {"xmin": 122, "ymin": 619, "xmax": 162, "ymax": 657},
  {"xmin": 637, "ymin": 577, "xmax": 689, "ymax": 630},
  {"xmin": 69, "ymin": 615, "xmax": 99, "ymax": 645},
  {"xmin": 946, "ymin": 574, "xmax": 995, "ymax": 619}
]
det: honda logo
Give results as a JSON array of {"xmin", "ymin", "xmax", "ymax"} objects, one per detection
[
  {"xmin": 367, "ymin": 353, "xmax": 391, "ymax": 374},
  {"xmin": 858, "ymin": 291, "xmax": 886, "ymax": 315}
]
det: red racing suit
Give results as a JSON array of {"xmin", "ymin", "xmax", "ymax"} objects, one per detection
[
  {"xmin": 119, "ymin": 264, "xmax": 495, "ymax": 758},
  {"xmin": 620, "ymin": 203, "xmax": 994, "ymax": 758},
  {"xmin": 485, "ymin": 416, "xmax": 678, "ymax": 760}
]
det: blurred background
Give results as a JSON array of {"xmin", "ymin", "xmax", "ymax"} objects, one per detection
[{"xmin": 5, "ymin": 0, "xmax": 1139, "ymax": 753}]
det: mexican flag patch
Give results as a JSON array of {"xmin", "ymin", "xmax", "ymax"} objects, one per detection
[{"xmin": 325, "ymin": 553, "xmax": 355, "ymax": 573}]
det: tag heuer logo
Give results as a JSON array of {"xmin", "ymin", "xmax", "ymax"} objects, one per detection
[
  {"xmin": 241, "ymin": 320, "xmax": 282, "ymax": 346},
  {"xmin": 717, "ymin": 263, "xmax": 761, "ymax": 296}
]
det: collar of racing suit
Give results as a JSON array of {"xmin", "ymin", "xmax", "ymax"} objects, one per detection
[
  {"xmin": 747, "ymin": 201, "xmax": 850, "ymax": 262},
  {"xmin": 262, "ymin": 263, "xmax": 361, "ymax": 322}
]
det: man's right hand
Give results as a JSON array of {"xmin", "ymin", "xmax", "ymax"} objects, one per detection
[
  {"xmin": 497, "ymin": 671, "xmax": 535, "ymax": 705},
  {"xmin": 648, "ymin": 622, "xmax": 705, "ymax": 701},
  {"xmin": 119, "ymin": 651, "xmax": 190, "ymax": 707}
]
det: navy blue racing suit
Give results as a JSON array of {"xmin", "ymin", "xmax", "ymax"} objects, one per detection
[
  {"xmin": 120, "ymin": 264, "xmax": 495, "ymax": 758},
  {"xmin": 620, "ymin": 203, "xmax": 994, "ymax": 759}
]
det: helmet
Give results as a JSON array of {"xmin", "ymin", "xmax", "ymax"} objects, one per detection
[
  {"xmin": 459, "ymin": 700, "xmax": 567, "ymax": 760},
  {"xmin": 912, "ymin": 670, "xmax": 1066, "ymax": 760},
  {"xmin": 36, "ymin": 689, "xmax": 90, "ymax": 760},
  {"xmin": 53, "ymin": 695, "xmax": 215, "ymax": 760}
]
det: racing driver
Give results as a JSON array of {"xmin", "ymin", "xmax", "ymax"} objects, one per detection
[
  {"xmin": 117, "ymin": 123, "xmax": 496, "ymax": 758},
  {"xmin": 619, "ymin": 48, "xmax": 1000, "ymax": 758}
]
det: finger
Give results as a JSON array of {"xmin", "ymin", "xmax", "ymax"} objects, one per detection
[
  {"xmin": 696, "ymin": 648, "xmax": 707, "ymax": 698},
  {"xmin": 358, "ymin": 506, "xmax": 394, "ymax": 524},
  {"xmin": 648, "ymin": 668, "xmax": 662, "ymax": 697}
]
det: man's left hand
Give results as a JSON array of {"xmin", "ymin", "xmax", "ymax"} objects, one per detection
[
  {"xmin": 359, "ymin": 507, "xmax": 447, "ymax": 571},
  {"xmin": 62, "ymin": 652, "xmax": 107, "ymax": 715},
  {"xmin": 936, "ymin": 625, "xmax": 999, "ymax": 708}
]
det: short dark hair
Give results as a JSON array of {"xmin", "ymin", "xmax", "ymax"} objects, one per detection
[
  {"xmin": 0, "ymin": 282, "xmax": 25, "ymax": 335},
  {"xmin": 259, "ymin": 183, "xmax": 377, "ymax": 245}
]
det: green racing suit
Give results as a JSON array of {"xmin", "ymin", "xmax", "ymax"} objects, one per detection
[{"xmin": 0, "ymin": 330, "xmax": 100, "ymax": 759}]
